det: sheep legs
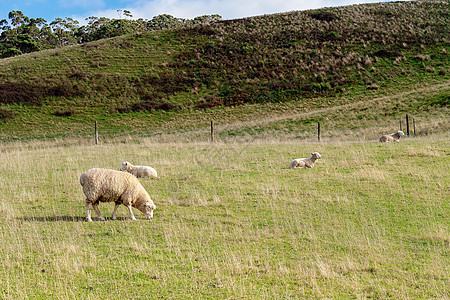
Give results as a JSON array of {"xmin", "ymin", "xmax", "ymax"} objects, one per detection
[
  {"xmin": 86, "ymin": 201, "xmax": 136, "ymax": 221},
  {"xmin": 92, "ymin": 203, "xmax": 106, "ymax": 221},
  {"xmin": 85, "ymin": 201, "xmax": 92, "ymax": 222},
  {"xmin": 112, "ymin": 202, "xmax": 120, "ymax": 220},
  {"xmin": 111, "ymin": 203, "xmax": 137, "ymax": 220},
  {"xmin": 128, "ymin": 205, "xmax": 137, "ymax": 220},
  {"xmin": 85, "ymin": 200, "xmax": 105, "ymax": 222}
]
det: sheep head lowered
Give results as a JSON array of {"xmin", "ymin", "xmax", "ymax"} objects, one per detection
[{"xmin": 135, "ymin": 198, "xmax": 157, "ymax": 219}]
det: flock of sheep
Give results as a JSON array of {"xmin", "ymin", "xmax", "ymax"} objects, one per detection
[{"xmin": 79, "ymin": 131, "xmax": 405, "ymax": 221}]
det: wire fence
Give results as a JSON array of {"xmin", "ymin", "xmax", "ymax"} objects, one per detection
[{"xmin": 1, "ymin": 114, "xmax": 448, "ymax": 145}]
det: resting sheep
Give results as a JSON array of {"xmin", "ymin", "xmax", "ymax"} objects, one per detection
[
  {"xmin": 379, "ymin": 131, "xmax": 405, "ymax": 142},
  {"xmin": 289, "ymin": 152, "xmax": 322, "ymax": 169},
  {"xmin": 80, "ymin": 168, "xmax": 156, "ymax": 222},
  {"xmin": 120, "ymin": 161, "xmax": 158, "ymax": 178}
]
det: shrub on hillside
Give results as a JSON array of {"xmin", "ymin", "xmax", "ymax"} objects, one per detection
[
  {"xmin": 309, "ymin": 11, "xmax": 338, "ymax": 22},
  {"xmin": 0, "ymin": 82, "xmax": 85, "ymax": 106},
  {"xmin": 0, "ymin": 107, "xmax": 17, "ymax": 121},
  {"xmin": 195, "ymin": 95, "xmax": 223, "ymax": 109},
  {"xmin": 114, "ymin": 107, "xmax": 132, "ymax": 113},
  {"xmin": 373, "ymin": 49, "xmax": 403, "ymax": 58},
  {"xmin": 54, "ymin": 109, "xmax": 75, "ymax": 117},
  {"xmin": 0, "ymin": 82, "xmax": 45, "ymax": 105},
  {"xmin": 131, "ymin": 100, "xmax": 181, "ymax": 112}
]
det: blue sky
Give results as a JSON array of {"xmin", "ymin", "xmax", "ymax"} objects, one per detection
[{"xmin": 1, "ymin": 0, "xmax": 406, "ymax": 24}]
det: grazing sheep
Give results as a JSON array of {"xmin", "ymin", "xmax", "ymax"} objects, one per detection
[
  {"xmin": 379, "ymin": 131, "xmax": 405, "ymax": 142},
  {"xmin": 289, "ymin": 152, "xmax": 322, "ymax": 169},
  {"xmin": 120, "ymin": 161, "xmax": 158, "ymax": 178},
  {"xmin": 80, "ymin": 168, "xmax": 156, "ymax": 222}
]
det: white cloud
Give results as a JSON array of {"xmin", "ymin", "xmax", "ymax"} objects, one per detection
[
  {"xmin": 129, "ymin": 0, "xmax": 402, "ymax": 20},
  {"xmin": 72, "ymin": 0, "xmax": 405, "ymax": 22},
  {"xmin": 129, "ymin": 0, "xmax": 323, "ymax": 20}
]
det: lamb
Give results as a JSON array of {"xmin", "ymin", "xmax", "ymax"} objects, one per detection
[
  {"xmin": 289, "ymin": 152, "xmax": 322, "ymax": 169},
  {"xmin": 120, "ymin": 161, "xmax": 158, "ymax": 178},
  {"xmin": 80, "ymin": 168, "xmax": 156, "ymax": 222},
  {"xmin": 379, "ymin": 131, "xmax": 405, "ymax": 142}
]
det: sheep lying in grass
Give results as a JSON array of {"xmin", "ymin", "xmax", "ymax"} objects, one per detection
[
  {"xmin": 120, "ymin": 161, "xmax": 158, "ymax": 178},
  {"xmin": 379, "ymin": 131, "xmax": 405, "ymax": 142},
  {"xmin": 289, "ymin": 152, "xmax": 322, "ymax": 169},
  {"xmin": 80, "ymin": 168, "xmax": 156, "ymax": 222}
]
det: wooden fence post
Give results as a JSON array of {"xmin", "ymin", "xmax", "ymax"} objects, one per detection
[
  {"xmin": 399, "ymin": 119, "xmax": 402, "ymax": 131},
  {"xmin": 210, "ymin": 120, "xmax": 214, "ymax": 143},
  {"xmin": 318, "ymin": 122, "xmax": 321, "ymax": 142},
  {"xmin": 413, "ymin": 118, "xmax": 416, "ymax": 137},
  {"xmin": 406, "ymin": 114, "xmax": 410, "ymax": 136},
  {"xmin": 95, "ymin": 121, "xmax": 99, "ymax": 145}
]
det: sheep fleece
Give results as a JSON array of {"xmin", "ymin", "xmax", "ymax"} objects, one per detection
[
  {"xmin": 80, "ymin": 168, "xmax": 154, "ymax": 208},
  {"xmin": 120, "ymin": 161, "xmax": 157, "ymax": 178}
]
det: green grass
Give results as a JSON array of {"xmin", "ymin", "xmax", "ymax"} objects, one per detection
[
  {"xmin": 0, "ymin": 135, "xmax": 448, "ymax": 298},
  {"xmin": 1, "ymin": 1, "xmax": 449, "ymax": 142}
]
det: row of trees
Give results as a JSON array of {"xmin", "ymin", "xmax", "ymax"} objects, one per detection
[{"xmin": 0, "ymin": 10, "xmax": 222, "ymax": 58}]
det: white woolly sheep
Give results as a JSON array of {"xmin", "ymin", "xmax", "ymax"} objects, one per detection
[
  {"xmin": 80, "ymin": 168, "xmax": 156, "ymax": 222},
  {"xmin": 120, "ymin": 161, "xmax": 158, "ymax": 178},
  {"xmin": 289, "ymin": 152, "xmax": 322, "ymax": 169},
  {"xmin": 379, "ymin": 131, "xmax": 405, "ymax": 142}
]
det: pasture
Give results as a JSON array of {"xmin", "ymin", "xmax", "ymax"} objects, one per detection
[{"xmin": 0, "ymin": 135, "xmax": 448, "ymax": 299}]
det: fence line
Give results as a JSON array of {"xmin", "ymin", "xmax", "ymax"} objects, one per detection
[
  {"xmin": 90, "ymin": 116, "xmax": 422, "ymax": 144},
  {"xmin": 318, "ymin": 122, "xmax": 321, "ymax": 142},
  {"xmin": 95, "ymin": 121, "xmax": 99, "ymax": 145},
  {"xmin": 406, "ymin": 114, "xmax": 410, "ymax": 136}
]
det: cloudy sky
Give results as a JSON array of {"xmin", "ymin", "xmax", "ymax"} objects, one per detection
[{"xmin": 1, "ymin": 0, "xmax": 404, "ymax": 23}]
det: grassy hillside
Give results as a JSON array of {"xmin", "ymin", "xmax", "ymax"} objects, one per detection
[
  {"xmin": 0, "ymin": 137, "xmax": 448, "ymax": 298},
  {"xmin": 0, "ymin": 0, "xmax": 449, "ymax": 141}
]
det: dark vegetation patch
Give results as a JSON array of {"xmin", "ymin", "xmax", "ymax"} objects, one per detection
[
  {"xmin": 373, "ymin": 49, "xmax": 403, "ymax": 58},
  {"xmin": 0, "ymin": 82, "xmax": 84, "ymax": 105},
  {"xmin": 54, "ymin": 109, "xmax": 75, "ymax": 117},
  {"xmin": 0, "ymin": 107, "xmax": 17, "ymax": 121},
  {"xmin": 114, "ymin": 107, "xmax": 132, "ymax": 114},
  {"xmin": 135, "ymin": 73, "xmax": 197, "ymax": 96},
  {"xmin": 131, "ymin": 100, "xmax": 181, "ymax": 112},
  {"xmin": 195, "ymin": 95, "xmax": 223, "ymax": 109},
  {"xmin": 309, "ymin": 11, "xmax": 338, "ymax": 22},
  {"xmin": 0, "ymin": 82, "xmax": 48, "ymax": 105}
]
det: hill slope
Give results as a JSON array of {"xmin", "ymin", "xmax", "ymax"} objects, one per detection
[{"xmin": 0, "ymin": 0, "xmax": 449, "ymax": 141}]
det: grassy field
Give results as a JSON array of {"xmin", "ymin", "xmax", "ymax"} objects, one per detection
[
  {"xmin": 0, "ymin": 1, "xmax": 449, "ymax": 142},
  {"xmin": 0, "ymin": 134, "xmax": 448, "ymax": 299}
]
